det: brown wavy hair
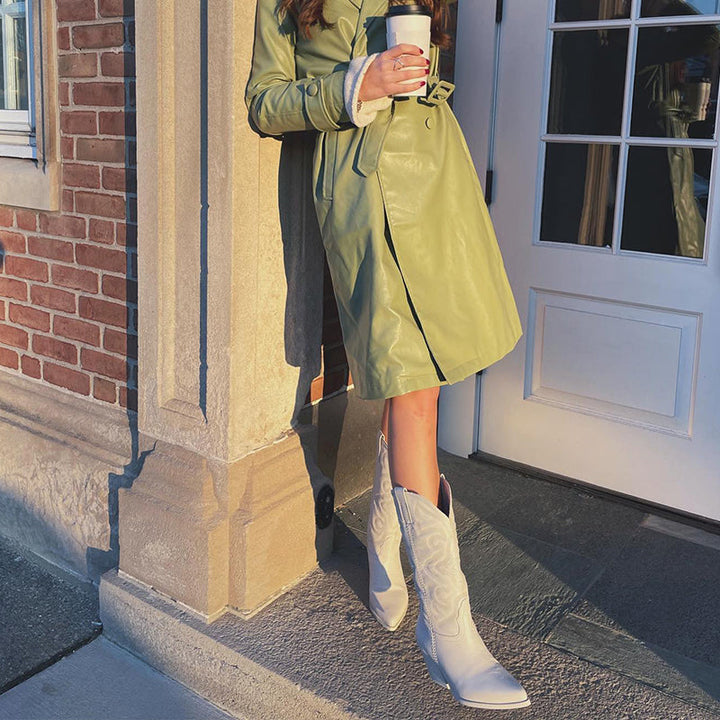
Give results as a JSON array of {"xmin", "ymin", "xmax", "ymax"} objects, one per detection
[{"xmin": 279, "ymin": 0, "xmax": 453, "ymax": 50}]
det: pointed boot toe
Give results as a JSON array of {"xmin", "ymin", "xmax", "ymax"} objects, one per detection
[
  {"xmin": 453, "ymin": 663, "xmax": 531, "ymax": 710},
  {"xmin": 367, "ymin": 428, "xmax": 408, "ymax": 631}
]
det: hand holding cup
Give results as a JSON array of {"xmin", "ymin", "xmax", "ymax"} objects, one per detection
[{"xmin": 358, "ymin": 44, "xmax": 429, "ymax": 102}]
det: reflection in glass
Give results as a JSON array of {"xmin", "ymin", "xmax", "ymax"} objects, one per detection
[
  {"xmin": 642, "ymin": 0, "xmax": 720, "ymax": 17},
  {"xmin": 0, "ymin": 1, "xmax": 29, "ymax": 111},
  {"xmin": 556, "ymin": 0, "xmax": 631, "ymax": 22},
  {"xmin": 548, "ymin": 30, "xmax": 628, "ymax": 134},
  {"xmin": 540, "ymin": 143, "xmax": 619, "ymax": 247},
  {"xmin": 621, "ymin": 145, "xmax": 711, "ymax": 257},
  {"xmin": 631, "ymin": 24, "xmax": 720, "ymax": 139}
]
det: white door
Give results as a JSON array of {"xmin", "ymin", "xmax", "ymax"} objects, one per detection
[{"xmin": 473, "ymin": 0, "xmax": 720, "ymax": 522}]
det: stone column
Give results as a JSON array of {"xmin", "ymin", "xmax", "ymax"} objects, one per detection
[{"xmin": 116, "ymin": 0, "xmax": 332, "ymax": 621}]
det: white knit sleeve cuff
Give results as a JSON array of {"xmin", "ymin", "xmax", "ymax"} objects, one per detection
[{"xmin": 343, "ymin": 53, "xmax": 393, "ymax": 127}]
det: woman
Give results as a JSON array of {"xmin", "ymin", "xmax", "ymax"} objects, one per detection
[{"xmin": 245, "ymin": 0, "xmax": 529, "ymax": 710}]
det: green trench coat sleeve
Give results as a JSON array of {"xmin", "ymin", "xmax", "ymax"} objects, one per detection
[{"xmin": 244, "ymin": 0, "xmax": 352, "ymax": 135}]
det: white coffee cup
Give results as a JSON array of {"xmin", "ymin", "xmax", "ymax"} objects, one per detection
[{"xmin": 385, "ymin": 4, "xmax": 431, "ymax": 98}]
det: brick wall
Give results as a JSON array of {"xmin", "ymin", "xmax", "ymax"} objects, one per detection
[{"xmin": 0, "ymin": 0, "xmax": 137, "ymax": 410}]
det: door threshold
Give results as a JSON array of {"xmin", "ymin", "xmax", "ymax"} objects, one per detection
[{"xmin": 468, "ymin": 450, "xmax": 720, "ymax": 536}]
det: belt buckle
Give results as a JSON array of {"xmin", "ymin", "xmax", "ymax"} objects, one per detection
[{"xmin": 420, "ymin": 78, "xmax": 455, "ymax": 107}]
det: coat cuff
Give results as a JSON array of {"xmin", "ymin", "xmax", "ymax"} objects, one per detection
[
  {"xmin": 304, "ymin": 68, "xmax": 352, "ymax": 130},
  {"xmin": 343, "ymin": 53, "xmax": 393, "ymax": 127}
]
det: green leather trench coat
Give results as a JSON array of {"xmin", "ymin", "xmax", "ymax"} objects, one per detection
[{"xmin": 245, "ymin": 0, "xmax": 523, "ymax": 400}]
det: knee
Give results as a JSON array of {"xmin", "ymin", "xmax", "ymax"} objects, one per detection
[{"xmin": 390, "ymin": 385, "xmax": 440, "ymax": 420}]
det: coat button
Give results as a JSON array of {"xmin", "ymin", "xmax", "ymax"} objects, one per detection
[
  {"xmin": 425, "ymin": 115, "xmax": 434, "ymax": 129},
  {"xmin": 307, "ymin": 82, "xmax": 319, "ymax": 96}
]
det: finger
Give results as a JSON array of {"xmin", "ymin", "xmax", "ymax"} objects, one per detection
[
  {"xmin": 391, "ymin": 55, "xmax": 430, "ymax": 69},
  {"xmin": 389, "ymin": 79, "xmax": 426, "ymax": 94},
  {"xmin": 386, "ymin": 43, "xmax": 424, "ymax": 57},
  {"xmin": 391, "ymin": 67, "xmax": 429, "ymax": 81}
]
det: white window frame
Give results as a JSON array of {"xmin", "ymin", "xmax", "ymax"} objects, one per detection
[
  {"xmin": 0, "ymin": 0, "xmax": 36, "ymax": 159},
  {"xmin": 0, "ymin": 0, "xmax": 60, "ymax": 210}
]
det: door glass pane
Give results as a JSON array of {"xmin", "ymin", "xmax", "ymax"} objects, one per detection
[
  {"xmin": 556, "ymin": 0, "xmax": 631, "ymax": 22},
  {"xmin": 0, "ymin": 0, "xmax": 29, "ymax": 111},
  {"xmin": 641, "ymin": 0, "xmax": 720, "ymax": 17},
  {"xmin": 631, "ymin": 24, "xmax": 720, "ymax": 139},
  {"xmin": 620, "ymin": 145, "xmax": 711, "ymax": 257},
  {"xmin": 548, "ymin": 30, "xmax": 629, "ymax": 134},
  {"xmin": 541, "ymin": 143, "xmax": 619, "ymax": 247}
]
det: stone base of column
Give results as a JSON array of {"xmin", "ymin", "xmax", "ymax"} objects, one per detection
[{"xmin": 118, "ymin": 425, "xmax": 333, "ymax": 621}]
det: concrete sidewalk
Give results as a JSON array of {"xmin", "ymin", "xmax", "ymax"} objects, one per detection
[{"xmin": 2, "ymin": 447, "xmax": 720, "ymax": 719}]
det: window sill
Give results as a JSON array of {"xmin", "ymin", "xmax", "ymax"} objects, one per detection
[
  {"xmin": 0, "ymin": 155, "xmax": 60, "ymax": 211},
  {"xmin": 0, "ymin": 143, "xmax": 37, "ymax": 160}
]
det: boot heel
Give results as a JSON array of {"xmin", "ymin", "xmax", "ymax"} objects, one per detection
[{"xmin": 419, "ymin": 648, "xmax": 450, "ymax": 689}]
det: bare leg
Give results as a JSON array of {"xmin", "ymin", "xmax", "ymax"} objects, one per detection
[{"xmin": 385, "ymin": 386, "xmax": 441, "ymax": 508}]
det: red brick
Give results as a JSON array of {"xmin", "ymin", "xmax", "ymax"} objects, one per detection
[
  {"xmin": 63, "ymin": 163, "xmax": 100, "ymax": 188},
  {"xmin": 0, "ymin": 230, "xmax": 27, "ymax": 253},
  {"xmin": 81, "ymin": 346, "xmax": 126, "ymax": 380},
  {"xmin": 76, "ymin": 137, "xmax": 124, "ymax": 163},
  {"xmin": 9, "ymin": 303, "xmax": 51, "ymax": 332},
  {"xmin": 21, "ymin": 354, "xmax": 41, "ymax": 378},
  {"xmin": 57, "ymin": 0, "xmax": 96, "ymax": 22},
  {"xmin": 59, "ymin": 81, "xmax": 70, "ymax": 106},
  {"xmin": 58, "ymin": 26, "xmax": 71, "ymax": 51},
  {"xmin": 102, "ymin": 274, "xmax": 135, "ymax": 302},
  {"xmin": 73, "ymin": 24, "xmax": 125, "ymax": 49},
  {"xmin": 38, "ymin": 214, "xmax": 86, "ymax": 238},
  {"xmin": 99, "ymin": 0, "xmax": 127, "ymax": 17},
  {"xmin": 33, "ymin": 334, "xmax": 78, "ymax": 364},
  {"xmin": 116, "ymin": 223, "xmax": 137, "ymax": 248},
  {"xmin": 100, "ymin": 51, "xmax": 134, "ymax": 77},
  {"xmin": 54, "ymin": 315, "xmax": 101, "ymax": 346},
  {"xmin": 73, "ymin": 81, "xmax": 125, "ymax": 107},
  {"xmin": 61, "ymin": 111, "xmax": 98, "ymax": 136},
  {"xmin": 28, "ymin": 236, "xmax": 74, "ymax": 262},
  {"xmin": 99, "ymin": 110, "xmax": 135, "ymax": 136},
  {"xmin": 0, "ymin": 300, "xmax": 4, "ymax": 319},
  {"xmin": 0, "ymin": 277, "xmax": 28, "ymax": 301},
  {"xmin": 88, "ymin": 218, "xmax": 114, "ymax": 244},
  {"xmin": 44, "ymin": 362, "xmax": 90, "ymax": 395},
  {"xmin": 15, "ymin": 210, "xmax": 37, "ymax": 232},
  {"xmin": 0, "ymin": 347, "xmax": 18, "ymax": 369},
  {"xmin": 102, "ymin": 167, "xmax": 135, "ymax": 193},
  {"xmin": 31, "ymin": 285, "xmax": 76, "ymax": 313},
  {"xmin": 104, "ymin": 327, "xmax": 136, "ymax": 358},
  {"xmin": 76, "ymin": 243, "xmax": 126, "ymax": 273},
  {"xmin": 0, "ymin": 322, "xmax": 28, "ymax": 349},
  {"xmin": 0, "ymin": 207, "xmax": 13, "ymax": 227},
  {"xmin": 62, "ymin": 190, "xmax": 75, "ymax": 213},
  {"xmin": 52, "ymin": 264, "xmax": 99, "ymax": 293},
  {"xmin": 118, "ymin": 385, "xmax": 137, "ymax": 411},
  {"xmin": 79, "ymin": 296, "xmax": 126, "ymax": 327},
  {"xmin": 93, "ymin": 376, "xmax": 116, "ymax": 402},
  {"xmin": 61, "ymin": 136, "xmax": 75, "ymax": 160},
  {"xmin": 58, "ymin": 53, "xmax": 97, "ymax": 78},
  {"xmin": 75, "ymin": 191, "xmax": 125, "ymax": 219},
  {"xmin": 5, "ymin": 256, "xmax": 48, "ymax": 282}
]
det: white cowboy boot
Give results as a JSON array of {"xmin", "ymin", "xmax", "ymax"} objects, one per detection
[
  {"xmin": 392, "ymin": 474, "xmax": 531, "ymax": 710},
  {"xmin": 366, "ymin": 428, "xmax": 409, "ymax": 631}
]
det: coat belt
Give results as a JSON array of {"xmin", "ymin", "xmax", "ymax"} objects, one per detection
[{"xmin": 354, "ymin": 76, "xmax": 455, "ymax": 178}]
